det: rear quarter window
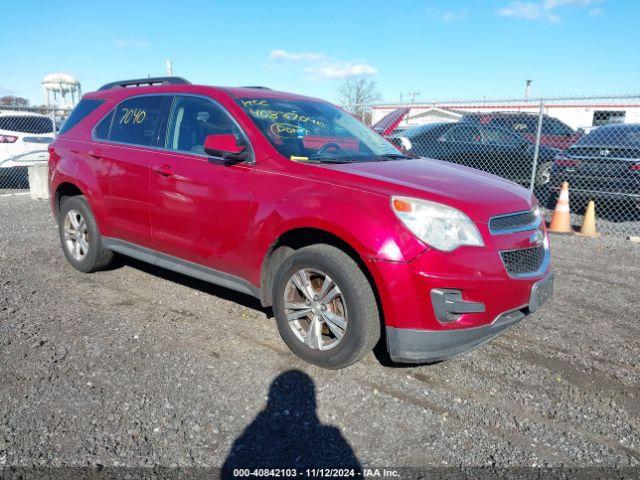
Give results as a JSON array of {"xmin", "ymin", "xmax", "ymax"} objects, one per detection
[
  {"xmin": 58, "ymin": 99, "xmax": 104, "ymax": 135},
  {"xmin": 108, "ymin": 96, "xmax": 164, "ymax": 146},
  {"xmin": 94, "ymin": 110, "xmax": 114, "ymax": 140}
]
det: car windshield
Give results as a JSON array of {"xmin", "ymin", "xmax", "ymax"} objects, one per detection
[
  {"xmin": 236, "ymin": 98, "xmax": 403, "ymax": 162},
  {"xmin": 575, "ymin": 125, "xmax": 640, "ymax": 147}
]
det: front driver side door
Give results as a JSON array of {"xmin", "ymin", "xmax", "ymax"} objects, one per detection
[{"xmin": 149, "ymin": 95, "xmax": 255, "ymax": 280}]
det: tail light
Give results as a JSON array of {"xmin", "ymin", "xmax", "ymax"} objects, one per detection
[
  {"xmin": 554, "ymin": 154, "xmax": 580, "ymax": 167},
  {"xmin": 0, "ymin": 134, "xmax": 18, "ymax": 143},
  {"xmin": 629, "ymin": 162, "xmax": 640, "ymax": 172}
]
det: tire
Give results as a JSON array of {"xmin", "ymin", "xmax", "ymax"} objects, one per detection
[
  {"xmin": 535, "ymin": 161, "xmax": 553, "ymax": 187},
  {"xmin": 272, "ymin": 244, "xmax": 380, "ymax": 369},
  {"xmin": 58, "ymin": 195, "xmax": 113, "ymax": 273}
]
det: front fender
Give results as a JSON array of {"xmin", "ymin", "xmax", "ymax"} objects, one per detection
[{"xmin": 246, "ymin": 171, "xmax": 428, "ymax": 285}]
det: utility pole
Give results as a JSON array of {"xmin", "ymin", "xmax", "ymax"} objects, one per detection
[
  {"xmin": 166, "ymin": 59, "xmax": 173, "ymax": 76},
  {"xmin": 525, "ymin": 80, "xmax": 532, "ymax": 100}
]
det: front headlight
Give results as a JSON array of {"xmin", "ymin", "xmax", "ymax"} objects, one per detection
[{"xmin": 391, "ymin": 196, "xmax": 484, "ymax": 252}]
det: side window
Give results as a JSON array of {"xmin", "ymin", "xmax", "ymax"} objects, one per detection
[
  {"xmin": 94, "ymin": 110, "xmax": 114, "ymax": 140},
  {"xmin": 542, "ymin": 118, "xmax": 573, "ymax": 135},
  {"xmin": 165, "ymin": 96, "xmax": 242, "ymax": 155},
  {"xmin": 444, "ymin": 125, "xmax": 481, "ymax": 143},
  {"xmin": 109, "ymin": 96, "xmax": 164, "ymax": 146},
  {"xmin": 483, "ymin": 126, "xmax": 520, "ymax": 145}
]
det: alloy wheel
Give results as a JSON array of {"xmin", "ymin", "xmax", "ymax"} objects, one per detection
[
  {"xmin": 283, "ymin": 268, "xmax": 348, "ymax": 351},
  {"xmin": 63, "ymin": 209, "xmax": 90, "ymax": 261},
  {"xmin": 540, "ymin": 165, "xmax": 552, "ymax": 185}
]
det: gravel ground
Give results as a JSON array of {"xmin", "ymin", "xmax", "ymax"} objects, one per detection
[{"xmin": 0, "ymin": 196, "xmax": 639, "ymax": 477}]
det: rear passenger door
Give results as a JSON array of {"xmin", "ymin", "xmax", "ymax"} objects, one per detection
[
  {"xmin": 149, "ymin": 95, "xmax": 255, "ymax": 279},
  {"xmin": 92, "ymin": 95, "xmax": 167, "ymax": 247}
]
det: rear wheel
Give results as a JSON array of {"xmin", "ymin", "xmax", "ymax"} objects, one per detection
[
  {"xmin": 58, "ymin": 196, "xmax": 113, "ymax": 272},
  {"xmin": 272, "ymin": 244, "xmax": 380, "ymax": 369}
]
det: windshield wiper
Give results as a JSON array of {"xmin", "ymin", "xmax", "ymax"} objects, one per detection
[
  {"xmin": 379, "ymin": 153, "xmax": 413, "ymax": 160},
  {"xmin": 308, "ymin": 157, "xmax": 359, "ymax": 164}
]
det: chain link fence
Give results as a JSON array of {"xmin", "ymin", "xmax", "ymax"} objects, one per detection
[
  {"xmin": 2, "ymin": 96, "xmax": 639, "ymax": 238},
  {"xmin": 0, "ymin": 105, "xmax": 69, "ymax": 193},
  {"xmin": 368, "ymin": 95, "xmax": 640, "ymax": 238}
]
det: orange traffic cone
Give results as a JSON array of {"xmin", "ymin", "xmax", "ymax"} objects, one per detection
[
  {"xmin": 548, "ymin": 182, "xmax": 573, "ymax": 234},
  {"xmin": 577, "ymin": 200, "xmax": 600, "ymax": 238}
]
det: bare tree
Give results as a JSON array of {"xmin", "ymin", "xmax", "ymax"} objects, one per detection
[
  {"xmin": 337, "ymin": 78, "xmax": 381, "ymax": 124},
  {"xmin": 0, "ymin": 95, "xmax": 30, "ymax": 107}
]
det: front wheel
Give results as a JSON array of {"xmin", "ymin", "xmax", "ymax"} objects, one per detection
[
  {"xmin": 535, "ymin": 161, "xmax": 553, "ymax": 187},
  {"xmin": 272, "ymin": 244, "xmax": 380, "ymax": 369}
]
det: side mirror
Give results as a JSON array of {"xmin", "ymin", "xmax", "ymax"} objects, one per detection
[{"xmin": 204, "ymin": 134, "xmax": 248, "ymax": 160}]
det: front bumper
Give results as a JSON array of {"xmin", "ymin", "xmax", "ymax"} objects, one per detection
[
  {"xmin": 386, "ymin": 272, "xmax": 554, "ymax": 363},
  {"xmin": 387, "ymin": 308, "xmax": 526, "ymax": 363},
  {"xmin": 550, "ymin": 174, "xmax": 640, "ymax": 200}
]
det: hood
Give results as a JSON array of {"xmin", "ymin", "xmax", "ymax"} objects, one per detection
[{"xmin": 325, "ymin": 158, "xmax": 534, "ymax": 223}]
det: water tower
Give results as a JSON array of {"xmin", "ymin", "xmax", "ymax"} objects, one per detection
[{"xmin": 42, "ymin": 73, "xmax": 82, "ymax": 108}]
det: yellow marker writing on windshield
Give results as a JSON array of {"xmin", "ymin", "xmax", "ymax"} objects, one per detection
[{"xmin": 290, "ymin": 156, "xmax": 309, "ymax": 162}]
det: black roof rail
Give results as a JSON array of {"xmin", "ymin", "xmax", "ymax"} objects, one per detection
[
  {"xmin": 241, "ymin": 86, "xmax": 272, "ymax": 90},
  {"xmin": 98, "ymin": 77, "xmax": 190, "ymax": 91}
]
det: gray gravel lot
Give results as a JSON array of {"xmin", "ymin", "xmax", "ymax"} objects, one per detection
[{"xmin": 0, "ymin": 195, "xmax": 639, "ymax": 475}]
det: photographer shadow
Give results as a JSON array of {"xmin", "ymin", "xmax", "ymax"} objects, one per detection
[{"xmin": 221, "ymin": 370, "xmax": 361, "ymax": 477}]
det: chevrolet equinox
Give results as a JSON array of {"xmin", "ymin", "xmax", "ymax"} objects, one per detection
[{"xmin": 48, "ymin": 77, "xmax": 554, "ymax": 369}]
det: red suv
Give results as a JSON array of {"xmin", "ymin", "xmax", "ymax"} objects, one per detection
[{"xmin": 48, "ymin": 77, "xmax": 553, "ymax": 369}]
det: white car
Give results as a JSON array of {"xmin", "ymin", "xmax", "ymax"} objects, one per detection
[{"xmin": 0, "ymin": 110, "xmax": 55, "ymax": 188}]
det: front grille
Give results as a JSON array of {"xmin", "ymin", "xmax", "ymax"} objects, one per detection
[
  {"xmin": 500, "ymin": 245, "xmax": 546, "ymax": 276},
  {"xmin": 489, "ymin": 209, "xmax": 538, "ymax": 233}
]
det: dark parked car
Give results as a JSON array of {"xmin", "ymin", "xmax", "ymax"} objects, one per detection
[
  {"xmin": 551, "ymin": 124, "xmax": 640, "ymax": 205},
  {"xmin": 461, "ymin": 112, "xmax": 583, "ymax": 151},
  {"xmin": 391, "ymin": 122, "xmax": 558, "ymax": 186}
]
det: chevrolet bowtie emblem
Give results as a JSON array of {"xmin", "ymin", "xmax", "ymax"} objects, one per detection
[{"xmin": 530, "ymin": 231, "xmax": 544, "ymax": 246}]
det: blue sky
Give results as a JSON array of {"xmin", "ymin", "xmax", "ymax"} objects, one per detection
[{"xmin": 1, "ymin": 0, "xmax": 637, "ymax": 105}]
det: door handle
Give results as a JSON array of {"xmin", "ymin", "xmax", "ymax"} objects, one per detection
[
  {"xmin": 88, "ymin": 149, "xmax": 102, "ymax": 159},
  {"xmin": 152, "ymin": 164, "xmax": 174, "ymax": 177}
]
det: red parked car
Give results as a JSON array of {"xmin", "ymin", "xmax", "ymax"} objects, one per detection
[{"xmin": 48, "ymin": 77, "xmax": 553, "ymax": 369}]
